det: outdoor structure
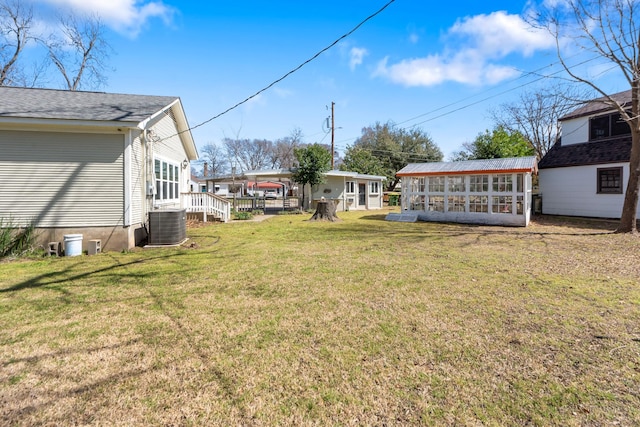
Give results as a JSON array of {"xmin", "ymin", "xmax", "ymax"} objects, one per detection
[
  {"xmin": 243, "ymin": 169, "xmax": 387, "ymax": 212},
  {"xmin": 395, "ymin": 157, "xmax": 538, "ymax": 226},
  {"xmin": 538, "ymin": 90, "xmax": 640, "ymax": 218},
  {"xmin": 0, "ymin": 87, "xmax": 229, "ymax": 252}
]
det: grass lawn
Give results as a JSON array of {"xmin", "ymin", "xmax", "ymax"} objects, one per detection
[{"xmin": 1, "ymin": 209, "xmax": 639, "ymax": 426}]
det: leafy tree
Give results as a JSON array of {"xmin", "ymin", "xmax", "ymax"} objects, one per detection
[
  {"xmin": 349, "ymin": 121, "xmax": 443, "ymax": 190},
  {"xmin": 340, "ymin": 146, "xmax": 385, "ymax": 177},
  {"xmin": 491, "ymin": 83, "xmax": 591, "ymax": 159},
  {"xmin": 292, "ymin": 143, "xmax": 331, "ymax": 209},
  {"xmin": 451, "ymin": 126, "xmax": 534, "ymax": 161},
  {"xmin": 535, "ymin": 0, "xmax": 640, "ymax": 233}
]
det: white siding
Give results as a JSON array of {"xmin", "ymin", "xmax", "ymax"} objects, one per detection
[
  {"xmin": 561, "ymin": 117, "xmax": 589, "ymax": 146},
  {"xmin": 539, "ymin": 163, "xmax": 637, "ymax": 218},
  {"xmin": 149, "ymin": 113, "xmax": 191, "ymax": 201},
  {"xmin": 0, "ymin": 130, "xmax": 124, "ymax": 227}
]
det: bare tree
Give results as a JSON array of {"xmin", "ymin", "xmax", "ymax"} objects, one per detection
[
  {"xmin": 535, "ymin": 0, "xmax": 640, "ymax": 233},
  {"xmin": 200, "ymin": 143, "xmax": 227, "ymax": 177},
  {"xmin": 45, "ymin": 14, "xmax": 111, "ymax": 91},
  {"xmin": 492, "ymin": 83, "xmax": 591, "ymax": 159},
  {"xmin": 223, "ymin": 137, "xmax": 273, "ymax": 172},
  {"xmin": 270, "ymin": 128, "xmax": 305, "ymax": 169},
  {"xmin": 0, "ymin": 0, "xmax": 35, "ymax": 86}
]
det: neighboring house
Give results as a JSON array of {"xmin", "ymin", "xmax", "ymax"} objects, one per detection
[
  {"xmin": 244, "ymin": 169, "xmax": 387, "ymax": 211},
  {"xmin": 189, "ymin": 175, "xmax": 207, "ymax": 193},
  {"xmin": 395, "ymin": 157, "xmax": 538, "ymax": 226},
  {"xmin": 0, "ymin": 87, "xmax": 198, "ymax": 251},
  {"xmin": 538, "ymin": 90, "xmax": 640, "ymax": 218}
]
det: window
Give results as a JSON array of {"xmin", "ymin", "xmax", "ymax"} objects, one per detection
[
  {"xmin": 469, "ymin": 195, "xmax": 488, "ymax": 213},
  {"xmin": 410, "ymin": 194, "xmax": 426, "ymax": 210},
  {"xmin": 516, "ymin": 174, "xmax": 523, "ymax": 193},
  {"xmin": 597, "ymin": 167, "xmax": 623, "ymax": 194},
  {"xmin": 493, "ymin": 174, "xmax": 513, "ymax": 192},
  {"xmin": 428, "ymin": 176, "xmax": 445, "ymax": 192},
  {"xmin": 516, "ymin": 196, "xmax": 524, "ymax": 215},
  {"xmin": 447, "ymin": 195, "xmax": 466, "ymax": 212},
  {"xmin": 155, "ymin": 158, "xmax": 180, "ymax": 201},
  {"xmin": 492, "ymin": 196, "xmax": 513, "ymax": 214},
  {"xmin": 370, "ymin": 181, "xmax": 380, "ymax": 194},
  {"xmin": 448, "ymin": 176, "xmax": 465, "ymax": 192},
  {"xmin": 427, "ymin": 196, "xmax": 444, "ymax": 212},
  {"xmin": 409, "ymin": 177, "xmax": 425, "ymax": 193},
  {"xmin": 345, "ymin": 181, "xmax": 355, "ymax": 194},
  {"xmin": 469, "ymin": 175, "xmax": 488, "ymax": 192},
  {"xmin": 590, "ymin": 112, "xmax": 631, "ymax": 140}
]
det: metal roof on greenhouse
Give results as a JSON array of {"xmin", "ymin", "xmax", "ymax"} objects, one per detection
[{"xmin": 396, "ymin": 156, "xmax": 538, "ymax": 176}]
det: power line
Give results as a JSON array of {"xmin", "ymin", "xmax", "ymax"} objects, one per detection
[{"xmin": 168, "ymin": 0, "xmax": 396, "ymax": 141}]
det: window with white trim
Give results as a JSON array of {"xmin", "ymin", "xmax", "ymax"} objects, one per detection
[
  {"xmin": 428, "ymin": 176, "xmax": 445, "ymax": 192},
  {"xmin": 370, "ymin": 181, "xmax": 380, "ymax": 194},
  {"xmin": 410, "ymin": 177, "xmax": 425, "ymax": 193},
  {"xmin": 155, "ymin": 158, "xmax": 180, "ymax": 202},
  {"xmin": 469, "ymin": 175, "xmax": 488, "ymax": 192},
  {"xmin": 447, "ymin": 195, "xmax": 466, "ymax": 212},
  {"xmin": 492, "ymin": 196, "xmax": 513, "ymax": 214},
  {"xmin": 346, "ymin": 181, "xmax": 355, "ymax": 194},
  {"xmin": 493, "ymin": 174, "xmax": 513, "ymax": 192},
  {"xmin": 448, "ymin": 176, "xmax": 465, "ymax": 192},
  {"xmin": 469, "ymin": 195, "xmax": 488, "ymax": 213},
  {"xmin": 427, "ymin": 195, "xmax": 444, "ymax": 212},
  {"xmin": 410, "ymin": 194, "xmax": 425, "ymax": 210}
]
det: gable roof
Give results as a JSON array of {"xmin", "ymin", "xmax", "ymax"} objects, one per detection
[
  {"xmin": 538, "ymin": 137, "xmax": 631, "ymax": 169},
  {"xmin": 396, "ymin": 156, "xmax": 538, "ymax": 177},
  {"xmin": 0, "ymin": 86, "xmax": 179, "ymax": 123},
  {"xmin": 0, "ymin": 86, "xmax": 198, "ymax": 160},
  {"xmin": 560, "ymin": 89, "xmax": 631, "ymax": 121}
]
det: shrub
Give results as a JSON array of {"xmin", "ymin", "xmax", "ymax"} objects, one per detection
[
  {"xmin": 0, "ymin": 217, "xmax": 38, "ymax": 258},
  {"xmin": 233, "ymin": 211, "xmax": 253, "ymax": 220}
]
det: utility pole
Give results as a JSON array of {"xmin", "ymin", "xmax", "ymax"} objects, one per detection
[{"xmin": 331, "ymin": 101, "xmax": 335, "ymax": 169}]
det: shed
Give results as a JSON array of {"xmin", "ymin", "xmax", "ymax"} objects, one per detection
[{"xmin": 395, "ymin": 157, "xmax": 538, "ymax": 226}]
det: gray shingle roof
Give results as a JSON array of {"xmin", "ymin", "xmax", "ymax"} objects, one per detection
[
  {"xmin": 561, "ymin": 90, "xmax": 631, "ymax": 120},
  {"xmin": 0, "ymin": 86, "xmax": 179, "ymax": 124},
  {"xmin": 397, "ymin": 156, "xmax": 538, "ymax": 176},
  {"xmin": 538, "ymin": 137, "xmax": 631, "ymax": 169}
]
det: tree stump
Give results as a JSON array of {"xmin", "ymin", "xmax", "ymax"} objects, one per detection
[{"xmin": 309, "ymin": 200, "xmax": 340, "ymax": 222}]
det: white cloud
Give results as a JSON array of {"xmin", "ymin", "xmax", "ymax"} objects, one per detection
[
  {"xmin": 449, "ymin": 11, "xmax": 554, "ymax": 57},
  {"xmin": 376, "ymin": 11, "xmax": 554, "ymax": 87},
  {"xmin": 38, "ymin": 0, "xmax": 176, "ymax": 37},
  {"xmin": 349, "ymin": 47, "xmax": 368, "ymax": 71},
  {"xmin": 408, "ymin": 32, "xmax": 419, "ymax": 44}
]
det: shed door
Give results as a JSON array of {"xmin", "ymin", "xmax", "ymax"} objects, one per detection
[{"xmin": 358, "ymin": 183, "xmax": 366, "ymax": 206}]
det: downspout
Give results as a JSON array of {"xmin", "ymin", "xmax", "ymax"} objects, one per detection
[{"xmin": 140, "ymin": 126, "xmax": 156, "ymax": 231}]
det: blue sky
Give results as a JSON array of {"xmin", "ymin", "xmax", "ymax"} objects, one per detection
[{"xmin": 26, "ymin": 0, "xmax": 626, "ymax": 160}]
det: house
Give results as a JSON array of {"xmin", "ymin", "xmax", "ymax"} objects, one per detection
[
  {"xmin": 395, "ymin": 156, "xmax": 538, "ymax": 226},
  {"xmin": 0, "ymin": 86, "xmax": 199, "ymax": 252},
  {"xmin": 243, "ymin": 169, "xmax": 387, "ymax": 211},
  {"xmin": 538, "ymin": 90, "xmax": 640, "ymax": 218}
]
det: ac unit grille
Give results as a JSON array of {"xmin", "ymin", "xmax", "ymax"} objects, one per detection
[{"xmin": 148, "ymin": 209, "xmax": 187, "ymax": 245}]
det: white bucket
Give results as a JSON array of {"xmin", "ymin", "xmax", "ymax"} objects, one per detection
[{"xmin": 64, "ymin": 234, "xmax": 83, "ymax": 257}]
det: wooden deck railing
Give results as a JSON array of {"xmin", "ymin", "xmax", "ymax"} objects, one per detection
[{"xmin": 181, "ymin": 192, "xmax": 231, "ymax": 223}]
